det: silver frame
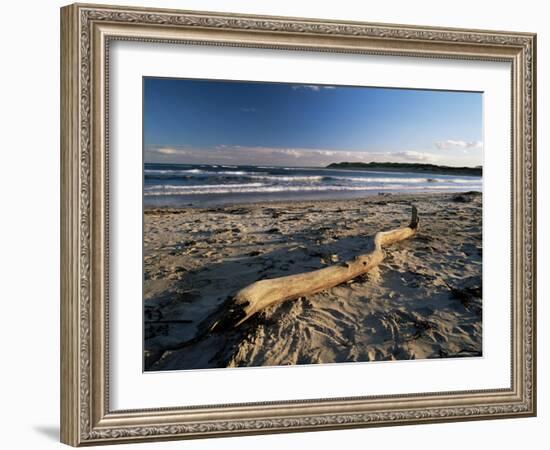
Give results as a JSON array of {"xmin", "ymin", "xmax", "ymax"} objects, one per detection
[{"xmin": 61, "ymin": 3, "xmax": 536, "ymax": 446}]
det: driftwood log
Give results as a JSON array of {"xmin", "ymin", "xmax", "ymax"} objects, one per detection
[{"xmin": 208, "ymin": 205, "xmax": 419, "ymax": 332}]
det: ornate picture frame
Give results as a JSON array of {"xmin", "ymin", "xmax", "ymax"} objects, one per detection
[{"xmin": 60, "ymin": 3, "xmax": 536, "ymax": 446}]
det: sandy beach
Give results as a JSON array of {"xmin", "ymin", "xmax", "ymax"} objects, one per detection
[{"xmin": 144, "ymin": 191, "xmax": 482, "ymax": 371}]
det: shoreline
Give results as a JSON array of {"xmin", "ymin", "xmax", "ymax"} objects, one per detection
[
  {"xmin": 144, "ymin": 191, "xmax": 482, "ymax": 371},
  {"xmin": 144, "ymin": 190, "xmax": 481, "ymax": 212},
  {"xmin": 144, "ymin": 163, "xmax": 482, "ymax": 209},
  {"xmin": 325, "ymin": 162, "xmax": 482, "ymax": 177}
]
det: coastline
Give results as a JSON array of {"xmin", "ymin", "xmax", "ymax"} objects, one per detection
[
  {"xmin": 325, "ymin": 162, "xmax": 482, "ymax": 177},
  {"xmin": 143, "ymin": 163, "xmax": 482, "ymax": 208},
  {"xmin": 144, "ymin": 192, "xmax": 482, "ymax": 371}
]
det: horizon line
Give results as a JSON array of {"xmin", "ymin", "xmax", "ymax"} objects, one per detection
[{"xmin": 144, "ymin": 161, "xmax": 483, "ymax": 170}]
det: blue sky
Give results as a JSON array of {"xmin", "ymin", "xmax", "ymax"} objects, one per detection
[{"xmin": 144, "ymin": 78, "xmax": 482, "ymax": 167}]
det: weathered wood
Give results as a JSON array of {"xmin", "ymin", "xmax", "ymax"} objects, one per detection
[{"xmin": 209, "ymin": 205, "xmax": 419, "ymax": 331}]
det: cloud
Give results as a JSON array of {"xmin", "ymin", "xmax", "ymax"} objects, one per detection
[
  {"xmin": 395, "ymin": 151, "xmax": 440, "ymax": 162},
  {"xmin": 315, "ymin": 150, "xmax": 337, "ymax": 156},
  {"xmin": 155, "ymin": 147, "xmax": 189, "ymax": 155},
  {"xmin": 145, "ymin": 145, "xmax": 442, "ymax": 167},
  {"xmin": 291, "ymin": 85, "xmax": 336, "ymax": 92},
  {"xmin": 435, "ymin": 140, "xmax": 482, "ymax": 150},
  {"xmin": 239, "ymin": 107, "xmax": 256, "ymax": 112},
  {"xmin": 349, "ymin": 151, "xmax": 440, "ymax": 164},
  {"xmin": 279, "ymin": 149, "xmax": 303, "ymax": 158},
  {"xmin": 292, "ymin": 85, "xmax": 320, "ymax": 92}
]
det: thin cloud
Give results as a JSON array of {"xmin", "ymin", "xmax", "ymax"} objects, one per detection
[
  {"xmin": 291, "ymin": 85, "xmax": 336, "ymax": 92},
  {"xmin": 239, "ymin": 107, "xmax": 256, "ymax": 112},
  {"xmin": 155, "ymin": 147, "xmax": 189, "ymax": 156},
  {"xmin": 435, "ymin": 140, "xmax": 482, "ymax": 150},
  {"xmin": 391, "ymin": 151, "xmax": 440, "ymax": 163},
  {"xmin": 145, "ymin": 145, "xmax": 443, "ymax": 167}
]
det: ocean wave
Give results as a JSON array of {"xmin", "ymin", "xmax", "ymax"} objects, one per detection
[
  {"xmin": 249, "ymin": 175, "xmax": 325, "ymax": 182},
  {"xmin": 144, "ymin": 183, "xmax": 481, "ymax": 196},
  {"xmin": 145, "ymin": 183, "xmax": 264, "ymax": 191},
  {"xmin": 145, "ymin": 168, "xmax": 204, "ymax": 175},
  {"xmin": 326, "ymin": 176, "xmax": 480, "ymax": 184},
  {"xmin": 145, "ymin": 169, "xmax": 480, "ymax": 186},
  {"xmin": 217, "ymin": 170, "xmax": 258, "ymax": 175},
  {"xmin": 328, "ymin": 176, "xmax": 430, "ymax": 183},
  {"xmin": 145, "ymin": 169, "xmax": 261, "ymax": 178}
]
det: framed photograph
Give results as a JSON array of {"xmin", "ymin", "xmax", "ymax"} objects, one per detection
[{"xmin": 60, "ymin": 3, "xmax": 536, "ymax": 446}]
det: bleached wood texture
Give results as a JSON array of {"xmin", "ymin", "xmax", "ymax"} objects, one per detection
[{"xmin": 210, "ymin": 205, "xmax": 419, "ymax": 331}]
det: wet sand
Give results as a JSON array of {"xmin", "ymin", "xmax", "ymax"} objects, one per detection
[{"xmin": 144, "ymin": 192, "xmax": 482, "ymax": 371}]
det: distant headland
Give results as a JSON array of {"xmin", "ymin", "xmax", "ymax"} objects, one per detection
[{"xmin": 326, "ymin": 162, "xmax": 482, "ymax": 176}]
